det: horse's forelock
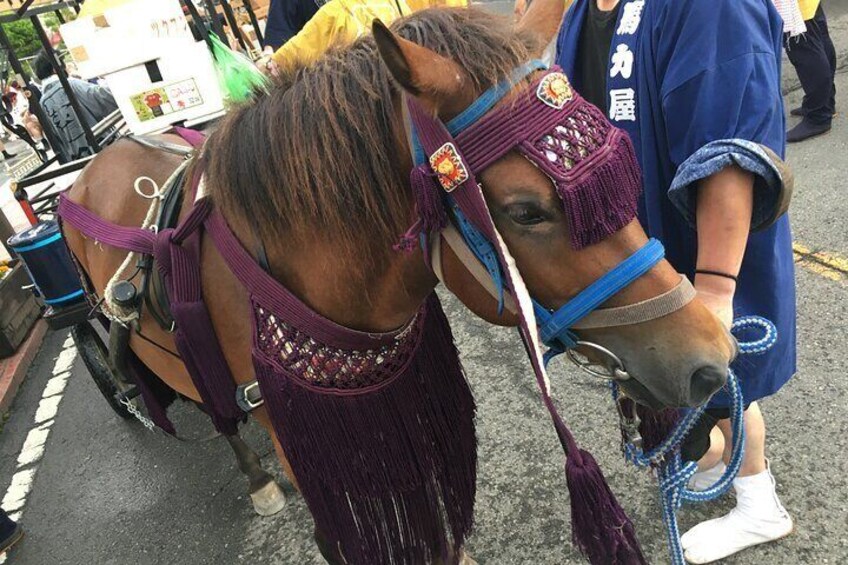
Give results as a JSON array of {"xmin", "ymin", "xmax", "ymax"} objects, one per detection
[{"xmin": 205, "ymin": 8, "xmax": 538, "ymax": 281}]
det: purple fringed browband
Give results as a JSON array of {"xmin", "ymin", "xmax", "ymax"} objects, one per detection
[{"xmin": 403, "ymin": 65, "xmax": 642, "ymax": 252}]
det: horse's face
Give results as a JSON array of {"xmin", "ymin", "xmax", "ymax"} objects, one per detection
[
  {"xmin": 374, "ymin": 2, "xmax": 736, "ymax": 409},
  {"xmin": 473, "ymin": 154, "xmax": 736, "ymax": 409}
]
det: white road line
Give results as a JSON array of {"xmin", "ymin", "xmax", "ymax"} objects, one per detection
[{"xmin": 1, "ymin": 333, "xmax": 76, "ymax": 563}]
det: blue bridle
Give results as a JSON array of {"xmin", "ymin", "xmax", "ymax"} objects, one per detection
[{"xmin": 410, "ymin": 61, "xmax": 666, "ymax": 364}]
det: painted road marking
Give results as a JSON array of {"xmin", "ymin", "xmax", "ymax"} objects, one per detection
[
  {"xmin": 793, "ymin": 243, "xmax": 847, "ymax": 283},
  {"xmin": 0, "ymin": 333, "xmax": 75, "ymax": 564}
]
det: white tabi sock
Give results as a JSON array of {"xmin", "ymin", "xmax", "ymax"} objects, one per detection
[
  {"xmin": 681, "ymin": 462, "xmax": 793, "ymax": 564},
  {"xmin": 687, "ymin": 461, "xmax": 727, "ymax": 492}
]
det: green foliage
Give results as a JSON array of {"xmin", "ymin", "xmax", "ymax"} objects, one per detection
[
  {"xmin": 1, "ymin": 10, "xmax": 75, "ymax": 60},
  {"xmin": 2, "ymin": 20, "xmax": 41, "ymax": 59}
]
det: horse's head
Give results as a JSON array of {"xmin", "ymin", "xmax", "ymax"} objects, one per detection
[{"xmin": 373, "ymin": 3, "xmax": 736, "ymax": 409}]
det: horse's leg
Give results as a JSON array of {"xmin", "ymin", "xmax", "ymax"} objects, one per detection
[{"xmin": 224, "ymin": 433, "xmax": 287, "ymax": 516}]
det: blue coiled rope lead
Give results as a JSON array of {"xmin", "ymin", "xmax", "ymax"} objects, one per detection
[{"xmin": 612, "ymin": 316, "xmax": 778, "ymax": 565}]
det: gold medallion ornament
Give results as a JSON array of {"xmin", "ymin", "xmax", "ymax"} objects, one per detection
[
  {"xmin": 429, "ymin": 143, "xmax": 469, "ymax": 192},
  {"xmin": 536, "ymin": 72, "xmax": 574, "ymax": 110}
]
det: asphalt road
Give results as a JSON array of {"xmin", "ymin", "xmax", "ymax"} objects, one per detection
[{"xmin": 2, "ymin": 11, "xmax": 848, "ymax": 565}]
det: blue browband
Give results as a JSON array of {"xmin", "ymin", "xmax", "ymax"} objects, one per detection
[{"xmin": 411, "ymin": 62, "xmax": 667, "ymax": 362}]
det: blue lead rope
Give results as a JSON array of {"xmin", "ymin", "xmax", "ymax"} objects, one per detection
[{"xmin": 613, "ymin": 316, "xmax": 778, "ymax": 565}]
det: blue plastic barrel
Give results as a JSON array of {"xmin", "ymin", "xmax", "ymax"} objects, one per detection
[{"xmin": 7, "ymin": 221, "xmax": 84, "ymax": 306}]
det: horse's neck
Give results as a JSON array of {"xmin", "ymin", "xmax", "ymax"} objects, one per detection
[{"xmin": 248, "ymin": 223, "xmax": 438, "ymax": 333}]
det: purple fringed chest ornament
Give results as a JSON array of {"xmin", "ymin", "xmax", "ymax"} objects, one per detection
[{"xmin": 205, "ymin": 212, "xmax": 477, "ymax": 565}]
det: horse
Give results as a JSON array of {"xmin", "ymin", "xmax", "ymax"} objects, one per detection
[{"xmin": 60, "ymin": 1, "xmax": 736, "ymax": 562}]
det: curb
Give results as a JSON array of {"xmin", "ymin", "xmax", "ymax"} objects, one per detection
[{"xmin": 0, "ymin": 319, "xmax": 48, "ymax": 416}]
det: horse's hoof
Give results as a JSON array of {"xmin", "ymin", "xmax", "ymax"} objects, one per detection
[
  {"xmin": 250, "ymin": 480, "xmax": 286, "ymax": 516},
  {"xmin": 459, "ymin": 551, "xmax": 478, "ymax": 565}
]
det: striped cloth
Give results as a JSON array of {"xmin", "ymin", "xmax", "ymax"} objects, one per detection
[{"xmin": 772, "ymin": 0, "xmax": 807, "ymax": 36}]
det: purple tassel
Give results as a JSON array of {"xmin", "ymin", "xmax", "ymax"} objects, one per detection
[
  {"xmin": 393, "ymin": 166, "xmax": 448, "ymax": 253},
  {"xmin": 636, "ymin": 405, "xmax": 680, "ymax": 453},
  {"xmin": 565, "ymin": 449, "xmax": 647, "ymax": 565},
  {"xmin": 411, "ymin": 165, "xmax": 447, "ymax": 234}
]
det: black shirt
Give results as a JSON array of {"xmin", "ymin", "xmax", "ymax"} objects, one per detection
[{"xmin": 577, "ymin": 0, "xmax": 622, "ymax": 115}]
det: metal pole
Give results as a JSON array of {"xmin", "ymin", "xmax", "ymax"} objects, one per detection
[
  {"xmin": 202, "ymin": 0, "xmax": 226, "ymax": 39},
  {"xmin": 241, "ymin": 0, "xmax": 263, "ymax": 46},
  {"xmin": 0, "ymin": 24, "xmax": 63, "ymax": 159},
  {"xmin": 30, "ymin": 14, "xmax": 99, "ymax": 152},
  {"xmin": 219, "ymin": 0, "xmax": 247, "ymax": 52},
  {"xmin": 55, "ymin": 9, "xmax": 65, "ymax": 24},
  {"xmin": 181, "ymin": 0, "xmax": 211, "ymax": 45}
]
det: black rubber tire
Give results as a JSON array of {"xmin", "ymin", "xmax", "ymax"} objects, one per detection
[{"xmin": 71, "ymin": 321, "xmax": 133, "ymax": 420}]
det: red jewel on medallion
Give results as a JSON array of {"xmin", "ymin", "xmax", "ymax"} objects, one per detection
[
  {"xmin": 536, "ymin": 72, "xmax": 574, "ymax": 110},
  {"xmin": 429, "ymin": 142, "xmax": 469, "ymax": 193}
]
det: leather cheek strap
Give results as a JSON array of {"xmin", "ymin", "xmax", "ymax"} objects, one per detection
[{"xmin": 431, "ymin": 224, "xmax": 520, "ymax": 315}]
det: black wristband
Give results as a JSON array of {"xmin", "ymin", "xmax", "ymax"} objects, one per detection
[{"xmin": 695, "ymin": 269, "xmax": 738, "ymax": 283}]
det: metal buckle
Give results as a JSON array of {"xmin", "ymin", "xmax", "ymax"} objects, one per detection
[
  {"xmin": 236, "ymin": 381, "xmax": 264, "ymax": 412},
  {"xmin": 565, "ymin": 340, "xmax": 631, "ymax": 381}
]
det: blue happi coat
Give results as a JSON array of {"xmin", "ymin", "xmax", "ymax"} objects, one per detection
[{"xmin": 556, "ymin": 0, "xmax": 796, "ymax": 406}]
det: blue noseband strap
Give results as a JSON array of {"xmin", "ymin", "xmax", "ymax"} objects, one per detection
[{"xmin": 534, "ymin": 238, "xmax": 665, "ymax": 352}]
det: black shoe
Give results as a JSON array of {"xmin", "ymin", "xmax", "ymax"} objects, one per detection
[
  {"xmin": 0, "ymin": 512, "xmax": 22, "ymax": 555},
  {"xmin": 790, "ymin": 106, "xmax": 837, "ymax": 118},
  {"xmin": 787, "ymin": 119, "xmax": 831, "ymax": 143}
]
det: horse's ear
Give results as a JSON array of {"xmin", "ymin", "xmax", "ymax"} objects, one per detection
[
  {"xmin": 515, "ymin": 0, "xmax": 566, "ymax": 51},
  {"xmin": 372, "ymin": 19, "xmax": 472, "ymax": 116}
]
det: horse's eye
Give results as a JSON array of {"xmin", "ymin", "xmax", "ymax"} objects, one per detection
[{"xmin": 507, "ymin": 203, "xmax": 547, "ymax": 226}]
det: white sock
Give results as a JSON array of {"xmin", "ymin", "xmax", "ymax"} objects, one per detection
[
  {"xmin": 687, "ymin": 461, "xmax": 727, "ymax": 491},
  {"xmin": 681, "ymin": 463, "xmax": 792, "ymax": 564}
]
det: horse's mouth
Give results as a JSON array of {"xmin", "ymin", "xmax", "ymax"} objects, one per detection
[{"xmin": 617, "ymin": 378, "xmax": 667, "ymax": 410}]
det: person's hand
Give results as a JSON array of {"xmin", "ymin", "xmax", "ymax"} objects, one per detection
[
  {"xmin": 694, "ymin": 274, "xmax": 735, "ymax": 329},
  {"xmin": 255, "ymin": 54, "xmax": 279, "ymax": 77}
]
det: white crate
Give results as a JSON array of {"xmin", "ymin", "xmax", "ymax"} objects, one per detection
[
  {"xmin": 60, "ymin": 0, "xmax": 195, "ymax": 79},
  {"xmin": 104, "ymin": 41, "xmax": 225, "ymax": 135}
]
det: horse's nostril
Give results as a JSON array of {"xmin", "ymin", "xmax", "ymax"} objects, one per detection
[{"xmin": 689, "ymin": 365, "xmax": 728, "ymax": 405}]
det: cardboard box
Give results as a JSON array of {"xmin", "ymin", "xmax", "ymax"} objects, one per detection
[
  {"xmin": 104, "ymin": 41, "xmax": 225, "ymax": 135},
  {"xmin": 60, "ymin": 0, "xmax": 195, "ymax": 79}
]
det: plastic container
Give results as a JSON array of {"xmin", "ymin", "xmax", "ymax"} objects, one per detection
[{"xmin": 7, "ymin": 221, "xmax": 84, "ymax": 306}]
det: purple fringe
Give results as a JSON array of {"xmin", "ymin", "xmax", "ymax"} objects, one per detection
[
  {"xmin": 254, "ymin": 295, "xmax": 476, "ymax": 564},
  {"xmin": 555, "ymin": 133, "xmax": 642, "ymax": 249},
  {"xmin": 410, "ymin": 165, "xmax": 448, "ymax": 234},
  {"xmin": 566, "ymin": 449, "xmax": 648, "ymax": 565},
  {"xmin": 636, "ymin": 405, "xmax": 680, "ymax": 454}
]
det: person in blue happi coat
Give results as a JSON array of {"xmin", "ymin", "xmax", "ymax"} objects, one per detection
[{"xmin": 554, "ymin": 0, "xmax": 796, "ymax": 562}]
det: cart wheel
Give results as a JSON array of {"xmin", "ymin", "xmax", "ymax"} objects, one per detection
[{"xmin": 71, "ymin": 321, "xmax": 133, "ymax": 420}]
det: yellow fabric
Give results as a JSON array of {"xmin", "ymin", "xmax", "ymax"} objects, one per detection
[
  {"xmin": 78, "ymin": 0, "xmax": 136, "ymax": 18},
  {"xmin": 798, "ymin": 0, "xmax": 820, "ymax": 21},
  {"xmin": 406, "ymin": 0, "xmax": 467, "ymax": 9},
  {"xmin": 271, "ymin": 0, "xmax": 467, "ymax": 71}
]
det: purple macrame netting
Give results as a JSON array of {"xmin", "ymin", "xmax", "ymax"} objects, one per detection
[{"xmin": 254, "ymin": 305, "xmax": 421, "ymax": 389}]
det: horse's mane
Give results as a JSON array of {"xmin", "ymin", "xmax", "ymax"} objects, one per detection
[{"xmin": 205, "ymin": 8, "xmax": 538, "ymax": 279}]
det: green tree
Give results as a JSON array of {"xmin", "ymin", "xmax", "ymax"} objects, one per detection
[{"xmin": 2, "ymin": 20, "xmax": 41, "ymax": 59}]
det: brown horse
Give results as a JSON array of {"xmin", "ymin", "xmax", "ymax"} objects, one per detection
[{"xmin": 61, "ymin": 1, "xmax": 735, "ymax": 561}]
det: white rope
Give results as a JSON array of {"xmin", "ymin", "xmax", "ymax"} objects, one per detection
[{"xmin": 101, "ymin": 161, "xmax": 190, "ymax": 325}]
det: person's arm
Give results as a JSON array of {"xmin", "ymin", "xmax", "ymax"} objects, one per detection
[
  {"xmin": 693, "ymin": 166, "xmax": 754, "ymax": 327},
  {"xmin": 270, "ymin": 2, "xmax": 342, "ymax": 73}
]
